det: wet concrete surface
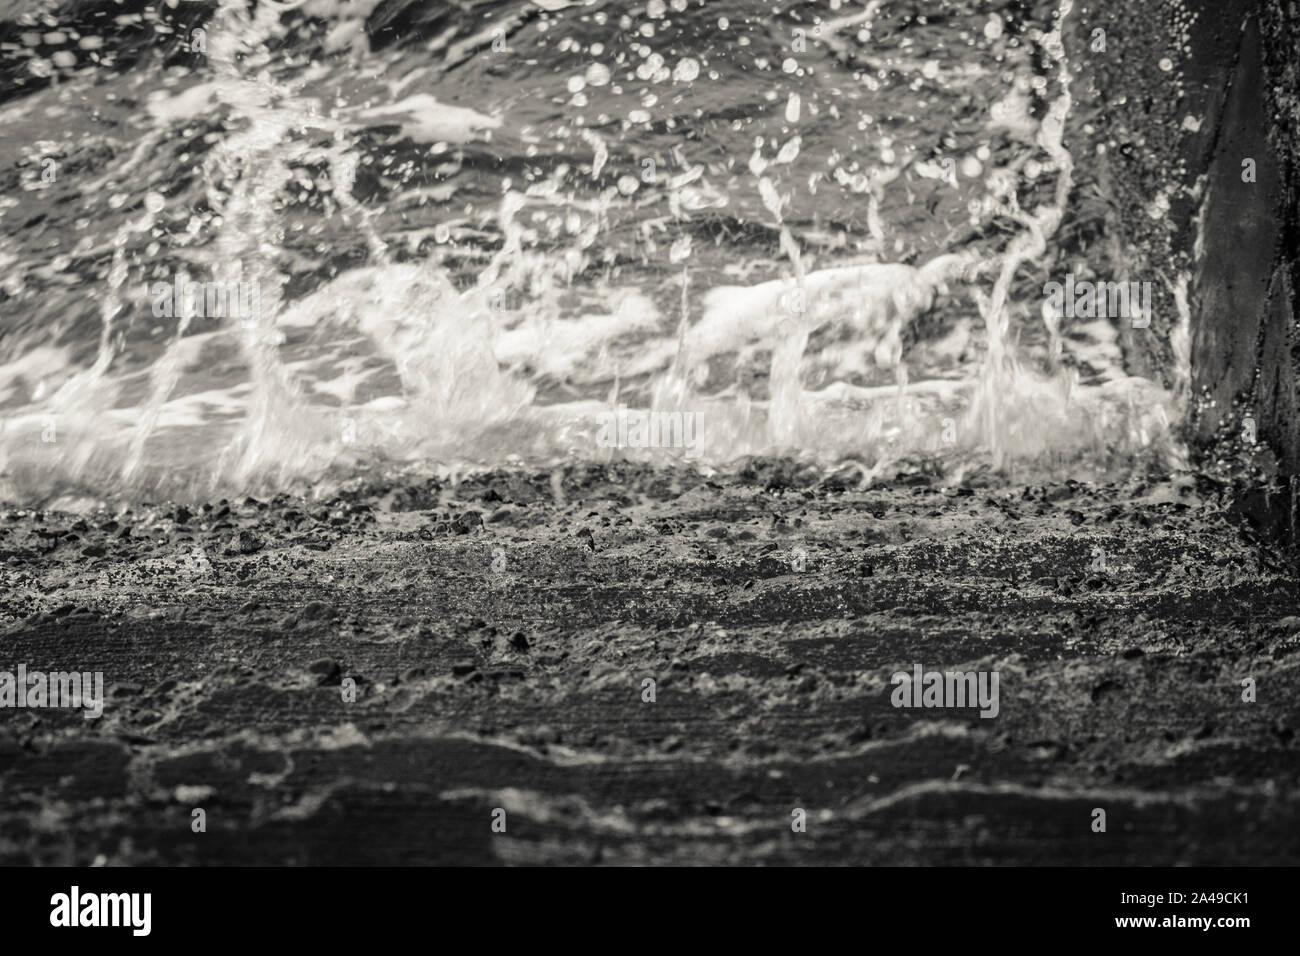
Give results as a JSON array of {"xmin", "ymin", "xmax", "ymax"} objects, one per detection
[{"xmin": 1, "ymin": 462, "xmax": 1296, "ymax": 864}]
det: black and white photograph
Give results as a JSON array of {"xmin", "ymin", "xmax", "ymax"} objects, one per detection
[{"xmin": 0, "ymin": 0, "xmax": 1294, "ymax": 932}]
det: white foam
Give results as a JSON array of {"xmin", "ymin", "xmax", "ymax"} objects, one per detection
[
  {"xmin": 0, "ymin": 345, "xmax": 74, "ymax": 406},
  {"xmin": 357, "ymin": 93, "xmax": 501, "ymax": 145},
  {"xmin": 146, "ymin": 83, "xmax": 219, "ymax": 124},
  {"xmin": 495, "ymin": 292, "xmax": 662, "ymax": 379}
]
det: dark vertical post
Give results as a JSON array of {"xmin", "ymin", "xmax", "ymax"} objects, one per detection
[{"xmin": 1185, "ymin": 0, "xmax": 1299, "ymax": 547}]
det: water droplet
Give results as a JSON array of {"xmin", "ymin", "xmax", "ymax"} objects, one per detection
[{"xmin": 776, "ymin": 137, "xmax": 801, "ymax": 164}]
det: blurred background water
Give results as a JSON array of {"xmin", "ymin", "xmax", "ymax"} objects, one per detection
[{"xmin": 0, "ymin": 0, "xmax": 1195, "ymax": 506}]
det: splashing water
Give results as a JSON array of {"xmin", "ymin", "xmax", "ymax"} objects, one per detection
[{"xmin": 0, "ymin": 0, "xmax": 1192, "ymax": 507}]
